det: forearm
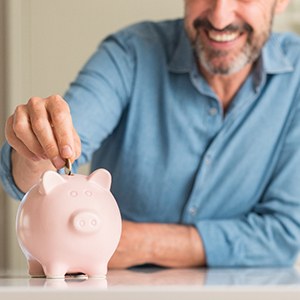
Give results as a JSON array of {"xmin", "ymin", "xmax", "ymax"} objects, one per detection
[
  {"xmin": 109, "ymin": 221, "xmax": 206, "ymax": 269},
  {"xmin": 146, "ymin": 223, "xmax": 206, "ymax": 267},
  {"xmin": 11, "ymin": 149, "xmax": 55, "ymax": 193}
]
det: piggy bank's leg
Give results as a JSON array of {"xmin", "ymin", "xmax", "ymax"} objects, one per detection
[
  {"xmin": 28, "ymin": 259, "xmax": 45, "ymax": 278},
  {"xmin": 85, "ymin": 263, "xmax": 107, "ymax": 278},
  {"xmin": 43, "ymin": 263, "xmax": 68, "ymax": 279}
]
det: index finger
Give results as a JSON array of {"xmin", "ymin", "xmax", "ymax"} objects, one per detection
[{"xmin": 27, "ymin": 97, "xmax": 64, "ymax": 168}]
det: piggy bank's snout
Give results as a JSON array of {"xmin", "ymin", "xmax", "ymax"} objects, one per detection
[{"xmin": 72, "ymin": 211, "xmax": 101, "ymax": 233}]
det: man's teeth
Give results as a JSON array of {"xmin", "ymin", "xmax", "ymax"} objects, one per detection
[{"xmin": 208, "ymin": 31, "xmax": 239, "ymax": 42}]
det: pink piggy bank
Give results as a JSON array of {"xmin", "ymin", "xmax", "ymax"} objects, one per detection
[{"xmin": 16, "ymin": 169, "xmax": 122, "ymax": 279}]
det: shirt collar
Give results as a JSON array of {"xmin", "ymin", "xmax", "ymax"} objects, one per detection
[
  {"xmin": 168, "ymin": 24, "xmax": 294, "ymax": 78},
  {"xmin": 261, "ymin": 34, "xmax": 294, "ymax": 75},
  {"xmin": 168, "ymin": 22, "xmax": 194, "ymax": 73}
]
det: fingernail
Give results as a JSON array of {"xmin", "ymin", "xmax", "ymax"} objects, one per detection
[
  {"xmin": 61, "ymin": 145, "xmax": 73, "ymax": 158},
  {"xmin": 52, "ymin": 156, "xmax": 65, "ymax": 169}
]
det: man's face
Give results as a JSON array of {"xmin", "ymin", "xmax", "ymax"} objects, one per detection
[{"xmin": 184, "ymin": 0, "xmax": 287, "ymax": 75}]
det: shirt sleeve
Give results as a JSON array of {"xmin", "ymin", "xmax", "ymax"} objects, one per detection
[
  {"xmin": 195, "ymin": 106, "xmax": 300, "ymax": 267},
  {"xmin": 64, "ymin": 30, "xmax": 134, "ymax": 166},
  {"xmin": 0, "ymin": 141, "xmax": 25, "ymax": 200},
  {"xmin": 0, "ymin": 30, "xmax": 134, "ymax": 199}
]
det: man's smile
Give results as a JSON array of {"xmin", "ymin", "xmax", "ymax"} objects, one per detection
[{"xmin": 207, "ymin": 30, "xmax": 241, "ymax": 43}]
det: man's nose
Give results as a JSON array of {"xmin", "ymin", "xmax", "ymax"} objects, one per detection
[{"xmin": 208, "ymin": 0, "xmax": 236, "ymax": 30}]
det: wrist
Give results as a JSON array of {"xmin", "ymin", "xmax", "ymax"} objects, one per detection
[{"xmin": 11, "ymin": 149, "xmax": 54, "ymax": 193}]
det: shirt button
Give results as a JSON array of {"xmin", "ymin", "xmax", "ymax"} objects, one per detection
[
  {"xmin": 189, "ymin": 207, "xmax": 197, "ymax": 216},
  {"xmin": 209, "ymin": 107, "xmax": 218, "ymax": 116},
  {"xmin": 205, "ymin": 154, "xmax": 211, "ymax": 165}
]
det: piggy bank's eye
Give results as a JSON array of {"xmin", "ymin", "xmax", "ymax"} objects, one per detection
[
  {"xmin": 70, "ymin": 191, "xmax": 78, "ymax": 197},
  {"xmin": 85, "ymin": 190, "xmax": 93, "ymax": 197}
]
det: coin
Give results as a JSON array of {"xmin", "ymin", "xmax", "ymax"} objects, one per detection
[{"xmin": 64, "ymin": 158, "xmax": 73, "ymax": 175}]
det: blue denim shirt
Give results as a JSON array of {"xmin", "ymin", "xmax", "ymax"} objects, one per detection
[{"xmin": 2, "ymin": 19, "xmax": 300, "ymax": 267}]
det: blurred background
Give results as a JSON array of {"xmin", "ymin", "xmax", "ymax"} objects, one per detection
[{"xmin": 0, "ymin": 0, "xmax": 300, "ymax": 273}]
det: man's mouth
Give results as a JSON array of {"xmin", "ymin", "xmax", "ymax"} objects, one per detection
[
  {"xmin": 193, "ymin": 18, "xmax": 250, "ymax": 44},
  {"xmin": 207, "ymin": 30, "xmax": 241, "ymax": 43}
]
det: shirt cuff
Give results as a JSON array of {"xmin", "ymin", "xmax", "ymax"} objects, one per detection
[
  {"xmin": 195, "ymin": 219, "xmax": 247, "ymax": 267},
  {"xmin": 195, "ymin": 218, "xmax": 298, "ymax": 267},
  {"xmin": 0, "ymin": 141, "xmax": 25, "ymax": 200}
]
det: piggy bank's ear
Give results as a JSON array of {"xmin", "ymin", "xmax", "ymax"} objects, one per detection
[
  {"xmin": 38, "ymin": 170, "xmax": 66, "ymax": 195},
  {"xmin": 87, "ymin": 169, "xmax": 111, "ymax": 190}
]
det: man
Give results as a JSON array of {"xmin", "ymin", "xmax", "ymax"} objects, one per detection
[{"xmin": 1, "ymin": 0, "xmax": 299, "ymax": 268}]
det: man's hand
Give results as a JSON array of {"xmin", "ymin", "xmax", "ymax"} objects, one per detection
[
  {"xmin": 5, "ymin": 95, "xmax": 81, "ymax": 192},
  {"xmin": 108, "ymin": 220, "xmax": 206, "ymax": 269},
  {"xmin": 5, "ymin": 95, "xmax": 81, "ymax": 168}
]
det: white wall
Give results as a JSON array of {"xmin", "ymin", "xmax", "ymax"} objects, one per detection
[{"xmin": 1, "ymin": 0, "xmax": 300, "ymax": 272}]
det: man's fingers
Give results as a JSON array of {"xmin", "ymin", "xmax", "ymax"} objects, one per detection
[
  {"xmin": 45, "ymin": 95, "xmax": 75, "ymax": 161},
  {"xmin": 27, "ymin": 96, "xmax": 66, "ymax": 168},
  {"xmin": 5, "ymin": 95, "xmax": 81, "ymax": 169},
  {"xmin": 12, "ymin": 104, "xmax": 47, "ymax": 158},
  {"xmin": 5, "ymin": 116, "xmax": 41, "ymax": 162}
]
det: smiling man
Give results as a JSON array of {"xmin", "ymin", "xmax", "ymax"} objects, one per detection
[
  {"xmin": 1, "ymin": 0, "xmax": 300, "ymax": 268},
  {"xmin": 185, "ymin": 0, "xmax": 288, "ymax": 109}
]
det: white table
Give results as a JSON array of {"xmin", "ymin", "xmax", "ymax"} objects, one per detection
[{"xmin": 1, "ymin": 267, "xmax": 300, "ymax": 300}]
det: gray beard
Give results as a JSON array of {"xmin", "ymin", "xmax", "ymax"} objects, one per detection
[{"xmin": 193, "ymin": 33, "xmax": 263, "ymax": 76}]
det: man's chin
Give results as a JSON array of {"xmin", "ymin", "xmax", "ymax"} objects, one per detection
[{"xmin": 199, "ymin": 54, "xmax": 251, "ymax": 76}]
